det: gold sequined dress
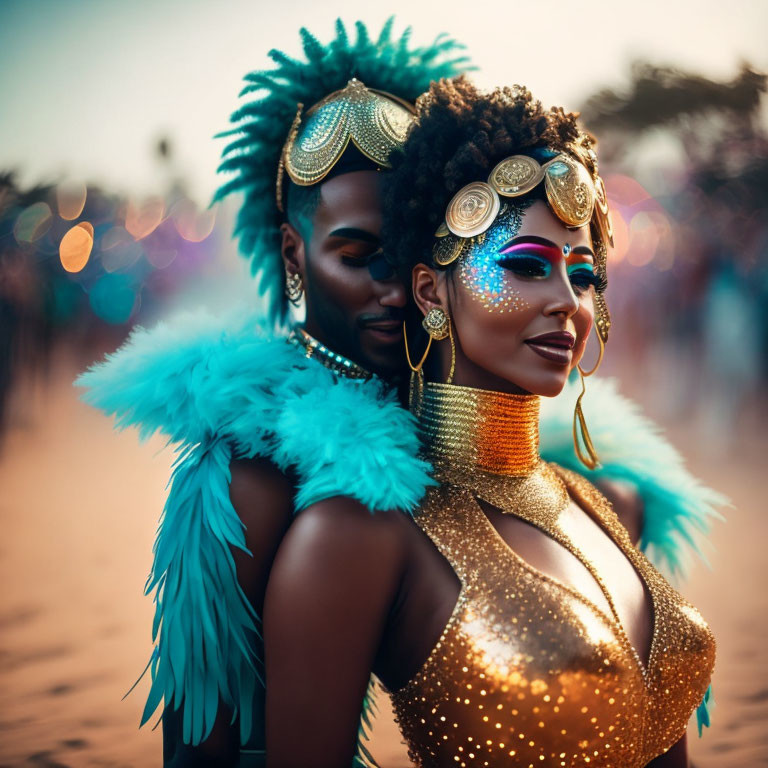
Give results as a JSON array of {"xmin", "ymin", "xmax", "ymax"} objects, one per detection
[{"xmin": 391, "ymin": 383, "xmax": 715, "ymax": 768}]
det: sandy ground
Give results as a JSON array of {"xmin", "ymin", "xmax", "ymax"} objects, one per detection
[{"xmin": 1, "ymin": 351, "xmax": 766, "ymax": 767}]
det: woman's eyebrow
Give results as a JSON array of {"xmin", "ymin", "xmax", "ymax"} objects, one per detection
[
  {"xmin": 571, "ymin": 246, "xmax": 595, "ymax": 257},
  {"xmin": 327, "ymin": 227, "xmax": 380, "ymax": 243},
  {"xmin": 503, "ymin": 235, "xmax": 558, "ymax": 249}
]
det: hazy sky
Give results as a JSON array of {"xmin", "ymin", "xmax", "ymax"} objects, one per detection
[{"xmin": 1, "ymin": 0, "xmax": 766, "ymax": 202}]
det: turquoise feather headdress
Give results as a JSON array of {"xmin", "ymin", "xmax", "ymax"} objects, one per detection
[{"xmin": 211, "ymin": 18, "xmax": 472, "ymax": 325}]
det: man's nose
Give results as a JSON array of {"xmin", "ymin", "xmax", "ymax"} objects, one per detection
[{"xmin": 378, "ymin": 278, "xmax": 407, "ymax": 309}]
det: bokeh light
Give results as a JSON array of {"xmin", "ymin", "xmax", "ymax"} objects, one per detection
[
  {"xmin": 145, "ymin": 243, "xmax": 177, "ymax": 269},
  {"xmin": 125, "ymin": 196, "xmax": 165, "ymax": 240},
  {"xmin": 604, "ymin": 174, "xmax": 652, "ymax": 207},
  {"xmin": 56, "ymin": 181, "xmax": 87, "ymax": 220},
  {"xmin": 100, "ymin": 226, "xmax": 143, "ymax": 272},
  {"xmin": 88, "ymin": 273, "xmax": 138, "ymax": 324},
  {"xmin": 172, "ymin": 199, "xmax": 216, "ymax": 242},
  {"xmin": 627, "ymin": 211, "xmax": 662, "ymax": 267},
  {"xmin": 13, "ymin": 202, "xmax": 53, "ymax": 243},
  {"xmin": 59, "ymin": 222, "xmax": 93, "ymax": 272}
]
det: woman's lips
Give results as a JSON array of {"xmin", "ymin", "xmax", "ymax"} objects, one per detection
[{"xmin": 524, "ymin": 331, "xmax": 575, "ymax": 365}]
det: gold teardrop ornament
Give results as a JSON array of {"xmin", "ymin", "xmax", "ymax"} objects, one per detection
[
  {"xmin": 543, "ymin": 154, "xmax": 595, "ymax": 227},
  {"xmin": 488, "ymin": 155, "xmax": 545, "ymax": 197},
  {"xmin": 445, "ymin": 182, "xmax": 500, "ymax": 238}
]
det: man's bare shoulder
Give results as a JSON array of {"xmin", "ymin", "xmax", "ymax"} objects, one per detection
[
  {"xmin": 229, "ymin": 455, "xmax": 295, "ymax": 529},
  {"xmin": 228, "ymin": 456, "xmax": 295, "ymax": 611}
]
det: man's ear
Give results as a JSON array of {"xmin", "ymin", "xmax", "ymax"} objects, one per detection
[
  {"xmin": 412, "ymin": 263, "xmax": 448, "ymax": 318},
  {"xmin": 280, "ymin": 222, "xmax": 306, "ymax": 280}
]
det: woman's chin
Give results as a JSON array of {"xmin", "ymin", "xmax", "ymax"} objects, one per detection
[{"xmin": 516, "ymin": 371, "xmax": 569, "ymax": 398}]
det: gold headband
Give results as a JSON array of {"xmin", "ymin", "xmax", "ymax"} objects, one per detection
[
  {"xmin": 433, "ymin": 151, "xmax": 612, "ymax": 343},
  {"xmin": 440, "ymin": 153, "xmax": 613, "ymax": 248},
  {"xmin": 276, "ymin": 78, "xmax": 417, "ymax": 211}
]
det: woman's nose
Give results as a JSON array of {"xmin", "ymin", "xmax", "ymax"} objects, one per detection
[{"xmin": 543, "ymin": 267, "xmax": 580, "ymax": 318}]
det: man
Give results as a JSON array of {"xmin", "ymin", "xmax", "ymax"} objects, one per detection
[
  {"xmin": 80, "ymin": 19, "xmax": 469, "ymax": 766},
  {"xmin": 79, "ymin": 19, "xmax": 722, "ymax": 767}
]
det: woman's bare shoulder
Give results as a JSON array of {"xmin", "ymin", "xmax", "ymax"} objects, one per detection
[{"xmin": 275, "ymin": 497, "xmax": 406, "ymax": 581}]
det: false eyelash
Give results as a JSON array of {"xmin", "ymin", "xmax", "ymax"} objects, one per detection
[
  {"xmin": 568, "ymin": 271, "xmax": 606, "ymax": 296},
  {"xmin": 496, "ymin": 254, "xmax": 550, "ymax": 277}
]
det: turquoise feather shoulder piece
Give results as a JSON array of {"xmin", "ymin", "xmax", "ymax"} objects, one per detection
[
  {"xmin": 540, "ymin": 375, "xmax": 727, "ymax": 578},
  {"xmin": 76, "ymin": 309, "xmax": 433, "ymax": 745},
  {"xmin": 77, "ymin": 308, "xmax": 433, "ymax": 512}
]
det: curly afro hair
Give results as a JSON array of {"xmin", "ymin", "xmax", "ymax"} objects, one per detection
[{"xmin": 382, "ymin": 76, "xmax": 599, "ymax": 275}]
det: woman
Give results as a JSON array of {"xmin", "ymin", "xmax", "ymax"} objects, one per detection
[{"xmin": 264, "ymin": 78, "xmax": 715, "ymax": 767}]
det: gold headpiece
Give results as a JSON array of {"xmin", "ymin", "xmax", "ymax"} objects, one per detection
[
  {"xmin": 434, "ymin": 150, "xmax": 613, "ymax": 342},
  {"xmin": 442, "ymin": 153, "xmax": 613, "ymax": 246},
  {"xmin": 276, "ymin": 78, "xmax": 417, "ymax": 211}
]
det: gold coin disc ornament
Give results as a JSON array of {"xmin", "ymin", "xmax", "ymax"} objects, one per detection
[
  {"xmin": 543, "ymin": 154, "xmax": 596, "ymax": 227},
  {"xmin": 445, "ymin": 182, "xmax": 500, "ymax": 238},
  {"xmin": 488, "ymin": 155, "xmax": 545, "ymax": 197},
  {"xmin": 432, "ymin": 235, "xmax": 465, "ymax": 267}
]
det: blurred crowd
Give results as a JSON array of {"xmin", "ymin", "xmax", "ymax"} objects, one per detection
[
  {"xmin": 0, "ymin": 138, "xmax": 233, "ymax": 433},
  {"xmin": 583, "ymin": 64, "xmax": 768, "ymax": 446},
  {"xmin": 1, "ymin": 63, "xmax": 766, "ymax": 446}
]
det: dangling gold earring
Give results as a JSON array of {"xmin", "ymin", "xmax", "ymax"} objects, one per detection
[
  {"xmin": 285, "ymin": 269, "xmax": 303, "ymax": 306},
  {"xmin": 578, "ymin": 325, "xmax": 605, "ymax": 378},
  {"xmin": 404, "ymin": 307, "xmax": 454, "ymax": 409},
  {"xmin": 572, "ymin": 324, "xmax": 605, "ymax": 469},
  {"xmin": 422, "ymin": 307, "xmax": 455, "ymax": 384}
]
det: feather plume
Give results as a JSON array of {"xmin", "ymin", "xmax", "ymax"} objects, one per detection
[{"xmin": 212, "ymin": 18, "xmax": 472, "ymax": 326}]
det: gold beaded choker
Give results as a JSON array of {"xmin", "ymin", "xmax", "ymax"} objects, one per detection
[
  {"xmin": 288, "ymin": 328, "xmax": 371, "ymax": 380},
  {"xmin": 416, "ymin": 381, "xmax": 570, "ymax": 526},
  {"xmin": 416, "ymin": 382, "xmax": 541, "ymax": 477}
]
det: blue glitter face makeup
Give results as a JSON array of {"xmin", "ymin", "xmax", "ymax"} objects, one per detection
[{"xmin": 458, "ymin": 202, "xmax": 531, "ymax": 313}]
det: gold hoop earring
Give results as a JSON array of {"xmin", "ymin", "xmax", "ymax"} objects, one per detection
[
  {"xmin": 404, "ymin": 322, "xmax": 433, "ymax": 374},
  {"xmin": 404, "ymin": 321, "xmax": 431, "ymax": 410},
  {"xmin": 285, "ymin": 270, "xmax": 303, "ymax": 306},
  {"xmin": 572, "ymin": 323, "xmax": 604, "ymax": 469},
  {"xmin": 573, "ymin": 368, "xmax": 600, "ymax": 469},
  {"xmin": 578, "ymin": 323, "xmax": 605, "ymax": 378}
]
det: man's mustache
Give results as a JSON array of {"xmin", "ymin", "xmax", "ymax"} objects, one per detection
[{"xmin": 358, "ymin": 310, "xmax": 405, "ymax": 327}]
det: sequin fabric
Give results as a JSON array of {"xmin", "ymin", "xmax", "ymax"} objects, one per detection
[{"xmin": 391, "ymin": 383, "xmax": 715, "ymax": 767}]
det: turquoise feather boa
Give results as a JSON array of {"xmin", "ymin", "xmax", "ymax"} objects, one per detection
[
  {"xmin": 77, "ymin": 308, "xmax": 723, "ymax": 744},
  {"xmin": 78, "ymin": 309, "xmax": 433, "ymax": 745}
]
